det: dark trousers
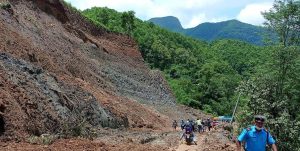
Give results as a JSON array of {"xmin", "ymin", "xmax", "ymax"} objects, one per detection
[{"xmin": 197, "ymin": 125, "xmax": 202, "ymax": 133}]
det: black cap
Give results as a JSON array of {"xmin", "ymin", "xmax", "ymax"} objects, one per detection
[{"xmin": 254, "ymin": 115, "xmax": 266, "ymax": 122}]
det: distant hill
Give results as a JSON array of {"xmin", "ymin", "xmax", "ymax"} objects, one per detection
[
  {"xmin": 148, "ymin": 16, "xmax": 184, "ymax": 33},
  {"xmin": 149, "ymin": 17, "xmax": 275, "ymax": 45}
]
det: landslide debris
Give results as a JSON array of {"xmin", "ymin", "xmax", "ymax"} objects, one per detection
[
  {"xmin": 0, "ymin": 0, "xmax": 203, "ymax": 143},
  {"xmin": 0, "ymin": 52, "xmax": 125, "ymax": 140},
  {"xmin": 0, "ymin": 0, "xmax": 238, "ymax": 150}
]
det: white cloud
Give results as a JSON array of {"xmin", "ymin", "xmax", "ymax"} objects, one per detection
[
  {"xmin": 65, "ymin": 0, "xmax": 228, "ymax": 28},
  {"xmin": 237, "ymin": 2, "xmax": 273, "ymax": 25},
  {"xmin": 65, "ymin": 0, "xmax": 274, "ymax": 28},
  {"xmin": 184, "ymin": 14, "xmax": 206, "ymax": 28}
]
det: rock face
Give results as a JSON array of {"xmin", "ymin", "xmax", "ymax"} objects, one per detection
[
  {"xmin": 0, "ymin": 53, "xmax": 117, "ymax": 140},
  {"xmin": 0, "ymin": 0, "xmax": 183, "ymax": 140}
]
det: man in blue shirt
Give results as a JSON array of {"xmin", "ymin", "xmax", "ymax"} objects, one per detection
[{"xmin": 236, "ymin": 115, "xmax": 278, "ymax": 151}]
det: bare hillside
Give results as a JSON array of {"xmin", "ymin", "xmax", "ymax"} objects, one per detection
[
  {"xmin": 0, "ymin": 0, "xmax": 219, "ymax": 150},
  {"xmin": 0, "ymin": 0, "xmax": 206, "ymax": 140}
]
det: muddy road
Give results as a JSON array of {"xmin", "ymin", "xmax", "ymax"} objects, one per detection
[
  {"xmin": 0, "ymin": 125, "xmax": 236, "ymax": 151},
  {"xmin": 174, "ymin": 127, "xmax": 235, "ymax": 151}
]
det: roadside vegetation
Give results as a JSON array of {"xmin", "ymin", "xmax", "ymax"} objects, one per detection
[{"xmin": 0, "ymin": 0, "xmax": 11, "ymax": 10}]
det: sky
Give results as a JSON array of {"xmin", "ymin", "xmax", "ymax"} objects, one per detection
[{"xmin": 65, "ymin": 0, "xmax": 275, "ymax": 28}]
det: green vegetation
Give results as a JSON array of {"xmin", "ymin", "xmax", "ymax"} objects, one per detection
[
  {"xmin": 0, "ymin": 1, "xmax": 11, "ymax": 10},
  {"xmin": 82, "ymin": 7, "xmax": 270, "ymax": 116},
  {"xmin": 27, "ymin": 134, "xmax": 58, "ymax": 145},
  {"xmin": 121, "ymin": 11, "xmax": 136, "ymax": 36},
  {"xmin": 149, "ymin": 17, "xmax": 276, "ymax": 46},
  {"xmin": 237, "ymin": 0, "xmax": 300, "ymax": 150},
  {"xmin": 59, "ymin": 110, "xmax": 98, "ymax": 139},
  {"xmin": 148, "ymin": 16, "xmax": 184, "ymax": 33}
]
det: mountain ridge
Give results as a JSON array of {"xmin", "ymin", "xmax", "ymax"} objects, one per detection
[
  {"xmin": 149, "ymin": 16, "xmax": 273, "ymax": 45},
  {"xmin": 148, "ymin": 16, "xmax": 184, "ymax": 33}
]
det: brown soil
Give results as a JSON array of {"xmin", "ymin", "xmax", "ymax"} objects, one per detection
[
  {"xmin": 0, "ymin": 126, "xmax": 235, "ymax": 151},
  {"xmin": 175, "ymin": 126, "xmax": 235, "ymax": 151}
]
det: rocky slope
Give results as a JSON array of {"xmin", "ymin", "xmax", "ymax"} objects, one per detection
[{"xmin": 0, "ymin": 0, "xmax": 204, "ymax": 143}]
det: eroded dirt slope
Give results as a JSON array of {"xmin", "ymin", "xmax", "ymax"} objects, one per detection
[
  {"xmin": 0, "ymin": 0, "xmax": 222, "ymax": 150},
  {"xmin": 0, "ymin": 0, "xmax": 207, "ymax": 143}
]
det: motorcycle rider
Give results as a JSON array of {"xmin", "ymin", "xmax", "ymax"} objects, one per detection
[{"xmin": 180, "ymin": 121, "xmax": 197, "ymax": 145}]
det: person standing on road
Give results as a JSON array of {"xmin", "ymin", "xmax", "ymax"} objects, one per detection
[
  {"xmin": 180, "ymin": 120, "xmax": 185, "ymax": 130},
  {"xmin": 172, "ymin": 120, "xmax": 178, "ymax": 131},
  {"xmin": 207, "ymin": 118, "xmax": 212, "ymax": 131},
  {"xmin": 202, "ymin": 119, "xmax": 207, "ymax": 132},
  {"xmin": 236, "ymin": 115, "xmax": 278, "ymax": 151},
  {"xmin": 191, "ymin": 120, "xmax": 195, "ymax": 132},
  {"xmin": 196, "ymin": 118, "xmax": 202, "ymax": 133}
]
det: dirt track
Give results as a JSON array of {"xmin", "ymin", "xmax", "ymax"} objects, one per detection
[
  {"xmin": 0, "ymin": 126, "xmax": 235, "ymax": 151},
  {"xmin": 175, "ymin": 127, "xmax": 235, "ymax": 151}
]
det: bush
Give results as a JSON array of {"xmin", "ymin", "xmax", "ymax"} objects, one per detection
[
  {"xmin": 59, "ymin": 114, "xmax": 97, "ymax": 140},
  {"xmin": 27, "ymin": 134, "xmax": 58, "ymax": 145},
  {"xmin": 0, "ymin": 2, "xmax": 11, "ymax": 10}
]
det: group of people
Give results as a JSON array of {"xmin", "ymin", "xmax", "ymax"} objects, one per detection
[
  {"xmin": 172, "ymin": 115, "xmax": 278, "ymax": 151},
  {"xmin": 172, "ymin": 118, "xmax": 213, "ymax": 133},
  {"xmin": 171, "ymin": 118, "xmax": 214, "ymax": 145}
]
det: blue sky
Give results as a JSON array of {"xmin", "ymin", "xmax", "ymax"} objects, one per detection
[{"xmin": 65, "ymin": 0, "xmax": 274, "ymax": 28}]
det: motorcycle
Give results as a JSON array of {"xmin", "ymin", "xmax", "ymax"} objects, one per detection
[{"xmin": 184, "ymin": 133, "xmax": 196, "ymax": 145}]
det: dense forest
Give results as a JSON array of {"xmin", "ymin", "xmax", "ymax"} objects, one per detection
[
  {"xmin": 82, "ymin": 6, "xmax": 271, "ymax": 116},
  {"xmin": 65, "ymin": 0, "xmax": 299, "ymax": 150}
]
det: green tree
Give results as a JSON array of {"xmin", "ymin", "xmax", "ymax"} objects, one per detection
[
  {"xmin": 97, "ymin": 8, "xmax": 109, "ymax": 25},
  {"xmin": 121, "ymin": 11, "xmax": 136, "ymax": 36},
  {"xmin": 262, "ymin": 0, "xmax": 300, "ymax": 46},
  {"xmin": 237, "ymin": 1, "xmax": 300, "ymax": 150},
  {"xmin": 195, "ymin": 61, "xmax": 241, "ymax": 115},
  {"xmin": 263, "ymin": 0, "xmax": 300, "ymax": 99}
]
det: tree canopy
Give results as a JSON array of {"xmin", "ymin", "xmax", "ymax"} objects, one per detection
[{"xmin": 82, "ymin": 7, "xmax": 272, "ymax": 116}]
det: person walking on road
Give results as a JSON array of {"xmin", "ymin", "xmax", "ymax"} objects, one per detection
[{"xmin": 236, "ymin": 115, "xmax": 278, "ymax": 151}]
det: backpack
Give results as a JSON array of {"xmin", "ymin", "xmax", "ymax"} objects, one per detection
[
  {"xmin": 265, "ymin": 129, "xmax": 270, "ymax": 149},
  {"xmin": 185, "ymin": 125, "xmax": 192, "ymax": 134}
]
